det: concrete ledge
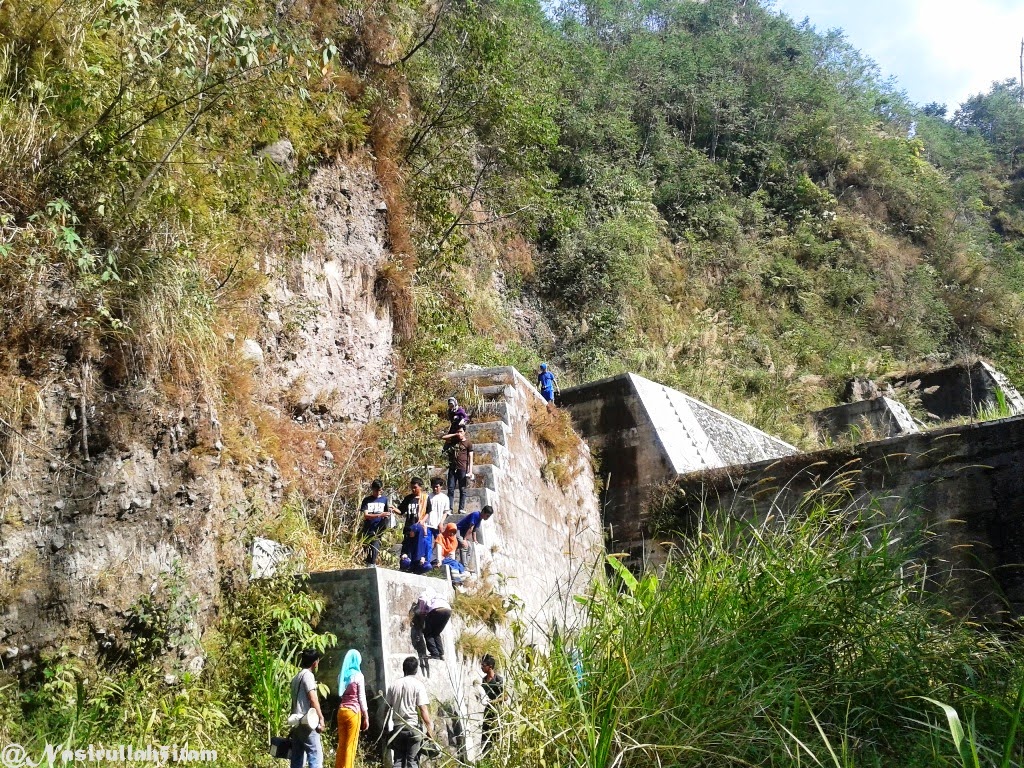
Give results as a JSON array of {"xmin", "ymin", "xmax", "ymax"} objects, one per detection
[
  {"xmin": 471, "ymin": 442, "xmax": 509, "ymax": 469},
  {"xmin": 466, "ymin": 420, "xmax": 511, "ymax": 446}
]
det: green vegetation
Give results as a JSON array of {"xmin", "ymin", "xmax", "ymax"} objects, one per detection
[
  {"xmin": 0, "ymin": 573, "xmax": 335, "ymax": 764},
  {"xmin": 488, "ymin": 504, "xmax": 1023, "ymax": 767},
  {"xmin": 5, "ymin": 0, "xmax": 1024, "ymax": 763}
]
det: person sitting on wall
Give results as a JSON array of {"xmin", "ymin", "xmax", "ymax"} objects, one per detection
[
  {"xmin": 400, "ymin": 521, "xmax": 432, "ymax": 574},
  {"xmin": 411, "ymin": 588, "xmax": 452, "ymax": 661},
  {"xmin": 446, "ymin": 397, "xmax": 469, "ymax": 434},
  {"xmin": 438, "ymin": 522, "xmax": 466, "ymax": 576},
  {"xmin": 537, "ymin": 363, "xmax": 559, "ymax": 404},
  {"xmin": 456, "ymin": 505, "xmax": 494, "ymax": 550}
]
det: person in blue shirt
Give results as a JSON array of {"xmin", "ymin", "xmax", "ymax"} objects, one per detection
[
  {"xmin": 456, "ymin": 505, "xmax": 494, "ymax": 547},
  {"xmin": 537, "ymin": 363, "xmax": 558, "ymax": 403}
]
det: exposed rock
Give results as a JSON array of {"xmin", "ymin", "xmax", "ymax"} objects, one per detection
[
  {"xmin": 264, "ymin": 157, "xmax": 395, "ymax": 424},
  {"xmin": 241, "ymin": 339, "xmax": 264, "ymax": 368},
  {"xmin": 259, "ymin": 139, "xmax": 295, "ymax": 172}
]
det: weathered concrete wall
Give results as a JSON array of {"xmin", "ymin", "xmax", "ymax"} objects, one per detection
[
  {"xmin": 887, "ymin": 360, "xmax": 1024, "ymax": 420},
  {"xmin": 811, "ymin": 396, "xmax": 918, "ymax": 442},
  {"xmin": 307, "ymin": 568, "xmax": 484, "ymax": 760},
  {"xmin": 559, "ymin": 372, "xmax": 795, "ymax": 563},
  {"xmin": 652, "ymin": 415, "xmax": 1024, "ymax": 624},
  {"xmin": 448, "ymin": 367, "xmax": 604, "ymax": 638}
]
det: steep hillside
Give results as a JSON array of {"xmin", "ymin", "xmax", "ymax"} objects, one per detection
[{"xmin": 3, "ymin": 0, "xmax": 1024, "ymax": 761}]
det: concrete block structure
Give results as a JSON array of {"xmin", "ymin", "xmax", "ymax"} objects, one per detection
[
  {"xmin": 305, "ymin": 367, "xmax": 604, "ymax": 761},
  {"xmin": 307, "ymin": 568, "xmax": 481, "ymax": 761},
  {"xmin": 658, "ymin": 414, "xmax": 1024, "ymax": 625},
  {"xmin": 887, "ymin": 360, "xmax": 1024, "ymax": 420},
  {"xmin": 559, "ymin": 372, "xmax": 796, "ymax": 563},
  {"xmin": 811, "ymin": 396, "xmax": 919, "ymax": 442},
  {"xmin": 444, "ymin": 366, "xmax": 605, "ymax": 636}
]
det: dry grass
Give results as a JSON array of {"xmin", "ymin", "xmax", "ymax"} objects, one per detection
[
  {"xmin": 527, "ymin": 398, "xmax": 582, "ymax": 488},
  {"xmin": 455, "ymin": 629, "xmax": 502, "ymax": 661},
  {"xmin": 453, "ymin": 577, "xmax": 509, "ymax": 630}
]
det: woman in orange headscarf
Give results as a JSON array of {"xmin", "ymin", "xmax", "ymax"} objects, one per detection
[{"xmin": 439, "ymin": 522, "xmax": 467, "ymax": 577}]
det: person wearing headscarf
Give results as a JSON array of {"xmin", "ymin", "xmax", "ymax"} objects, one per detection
[
  {"xmin": 438, "ymin": 523, "xmax": 465, "ymax": 575},
  {"xmin": 335, "ymin": 649, "xmax": 368, "ymax": 768},
  {"xmin": 446, "ymin": 397, "xmax": 468, "ymax": 433}
]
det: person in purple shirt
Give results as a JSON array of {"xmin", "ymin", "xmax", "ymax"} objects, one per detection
[{"xmin": 446, "ymin": 397, "xmax": 469, "ymax": 434}]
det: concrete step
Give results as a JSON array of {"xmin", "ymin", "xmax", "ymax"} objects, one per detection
[
  {"xmin": 471, "ymin": 442, "xmax": 508, "ymax": 470},
  {"xmin": 469, "ymin": 463, "xmax": 502, "ymax": 491},
  {"xmin": 467, "ymin": 420, "xmax": 511, "ymax": 447},
  {"xmin": 470, "ymin": 401, "xmax": 511, "ymax": 426},
  {"xmin": 451, "ymin": 367, "xmax": 516, "ymax": 389},
  {"xmin": 449, "ymin": 487, "xmax": 498, "ymax": 513},
  {"xmin": 477, "ymin": 384, "xmax": 514, "ymax": 402}
]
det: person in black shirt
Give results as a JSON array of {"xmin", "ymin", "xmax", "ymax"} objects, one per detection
[
  {"xmin": 480, "ymin": 653, "xmax": 504, "ymax": 753},
  {"xmin": 398, "ymin": 477, "xmax": 428, "ymax": 533},
  {"xmin": 360, "ymin": 479, "xmax": 392, "ymax": 566}
]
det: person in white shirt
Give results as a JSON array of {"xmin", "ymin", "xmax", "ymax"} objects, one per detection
[
  {"xmin": 385, "ymin": 656, "xmax": 433, "ymax": 768},
  {"xmin": 411, "ymin": 589, "xmax": 452, "ymax": 661},
  {"xmin": 426, "ymin": 478, "xmax": 451, "ymax": 565}
]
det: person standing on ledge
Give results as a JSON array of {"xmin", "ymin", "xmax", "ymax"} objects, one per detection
[
  {"xmin": 426, "ymin": 477, "xmax": 451, "ymax": 566},
  {"xmin": 440, "ymin": 425, "xmax": 473, "ymax": 514},
  {"xmin": 360, "ymin": 479, "xmax": 392, "ymax": 566},
  {"xmin": 537, "ymin": 363, "xmax": 558, "ymax": 404},
  {"xmin": 385, "ymin": 656, "xmax": 433, "ymax": 768}
]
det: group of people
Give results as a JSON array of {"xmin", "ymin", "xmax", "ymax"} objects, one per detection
[
  {"xmin": 359, "ymin": 394, "xmax": 495, "ymax": 578},
  {"xmin": 287, "ymin": 642, "xmax": 504, "ymax": 768}
]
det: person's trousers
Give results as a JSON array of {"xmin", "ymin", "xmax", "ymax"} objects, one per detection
[
  {"xmin": 424, "ymin": 607, "xmax": 451, "ymax": 659},
  {"xmin": 335, "ymin": 708, "xmax": 360, "ymax": 768},
  {"xmin": 289, "ymin": 728, "xmax": 322, "ymax": 768},
  {"xmin": 482, "ymin": 704, "xmax": 497, "ymax": 753},
  {"xmin": 447, "ymin": 468, "xmax": 468, "ymax": 512},
  {"xmin": 365, "ymin": 535, "xmax": 381, "ymax": 566},
  {"xmin": 390, "ymin": 727, "xmax": 422, "ymax": 768}
]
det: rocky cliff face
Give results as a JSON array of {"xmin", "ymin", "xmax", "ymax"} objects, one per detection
[
  {"xmin": 0, "ymin": 155, "xmax": 395, "ymax": 669},
  {"xmin": 262, "ymin": 160, "xmax": 395, "ymax": 423}
]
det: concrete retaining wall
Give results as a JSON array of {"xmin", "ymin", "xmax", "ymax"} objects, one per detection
[
  {"xmin": 653, "ymin": 415, "xmax": 1024, "ymax": 624},
  {"xmin": 559, "ymin": 372, "xmax": 795, "ymax": 563}
]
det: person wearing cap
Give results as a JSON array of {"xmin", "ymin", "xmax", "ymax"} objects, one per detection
[
  {"xmin": 537, "ymin": 363, "xmax": 558, "ymax": 404},
  {"xmin": 289, "ymin": 649, "xmax": 326, "ymax": 768},
  {"xmin": 446, "ymin": 397, "xmax": 468, "ymax": 434}
]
